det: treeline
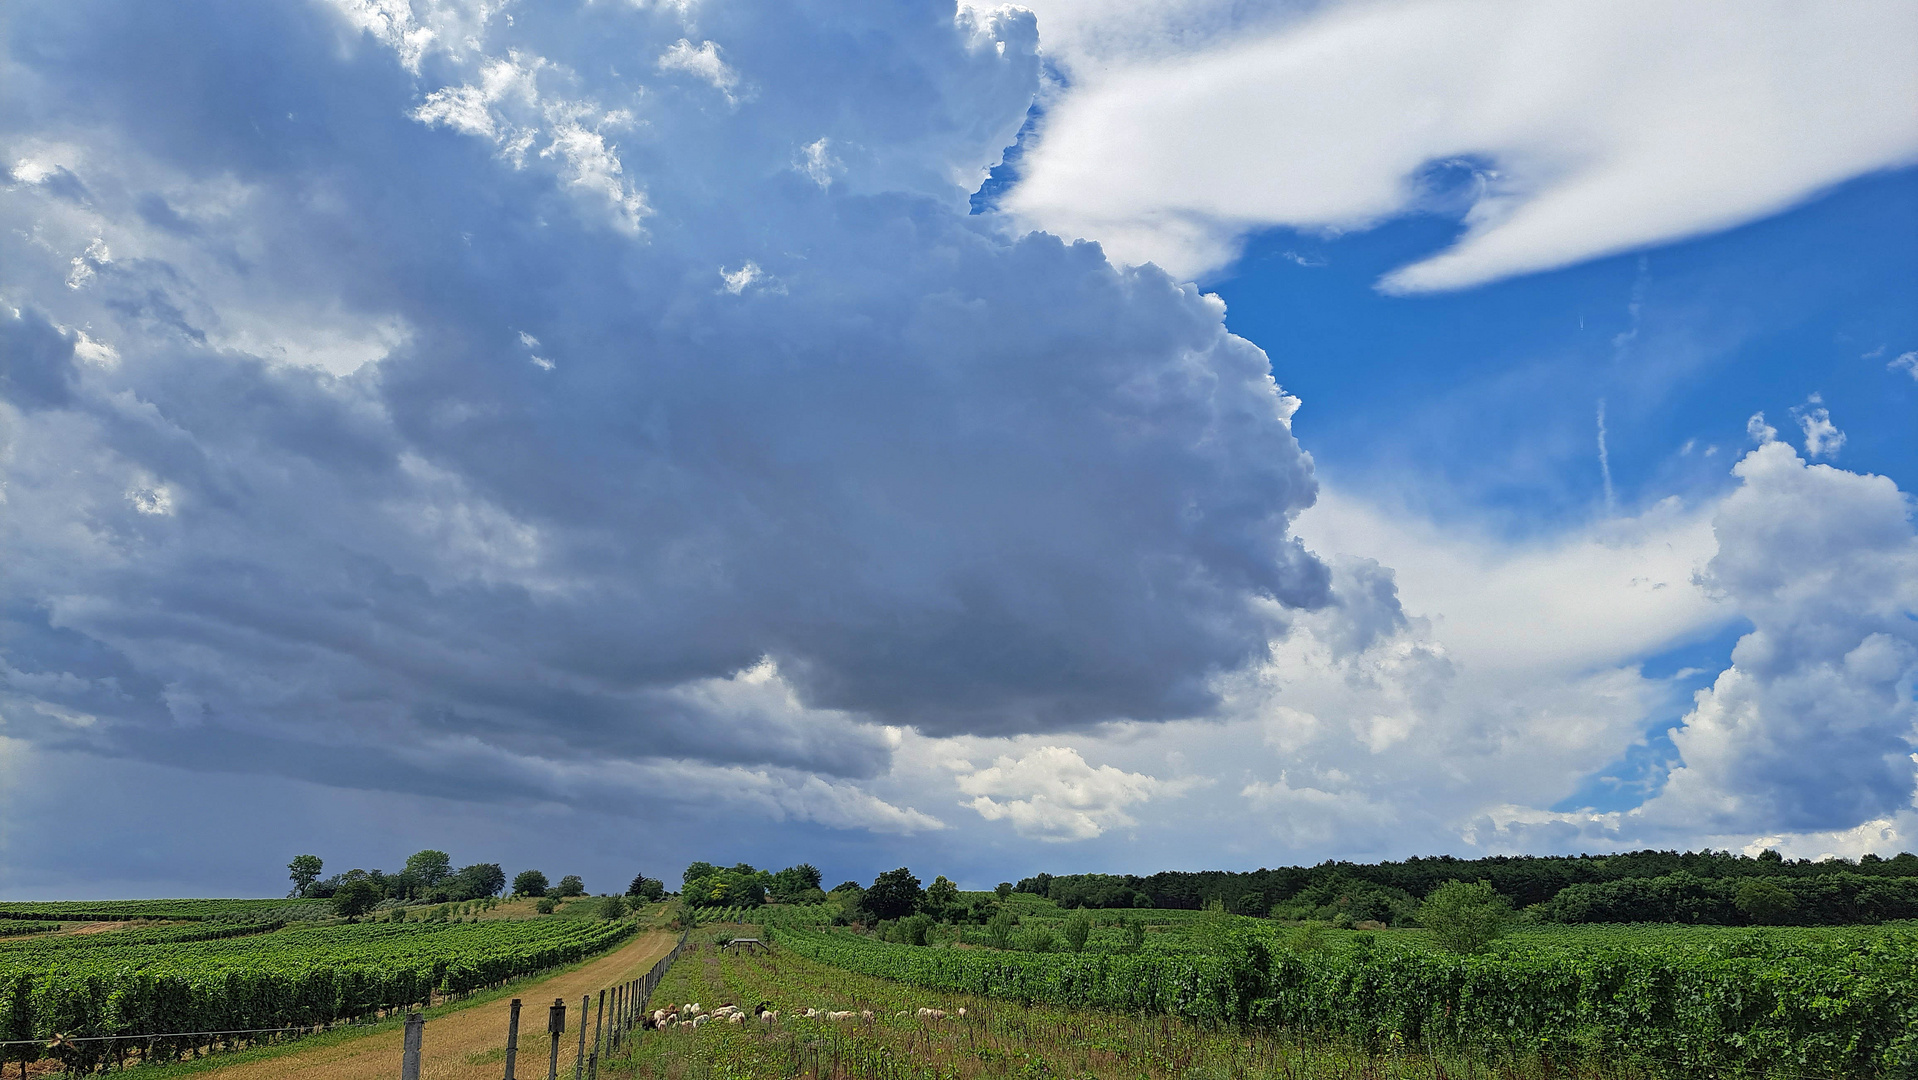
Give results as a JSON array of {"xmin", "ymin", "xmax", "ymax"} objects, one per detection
[{"xmin": 1014, "ymin": 848, "xmax": 1918, "ymax": 926}]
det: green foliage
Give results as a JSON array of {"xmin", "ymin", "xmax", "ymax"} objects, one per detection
[
  {"xmin": 769, "ymin": 864, "xmax": 824, "ymax": 903},
  {"xmin": 994, "ymin": 882, "xmax": 1014, "ymax": 900},
  {"xmin": 0, "ymin": 917, "xmax": 634, "ymax": 1071},
  {"xmin": 1063, "ymin": 911, "xmax": 1092, "ymax": 952},
  {"xmin": 598, "ymin": 894, "xmax": 629, "ymax": 919},
  {"xmin": 923, "ymin": 875, "xmax": 961, "ymax": 921},
  {"xmin": 287, "ymin": 855, "xmax": 324, "ymax": 897},
  {"xmin": 985, "ymin": 909, "xmax": 1016, "ymax": 949},
  {"xmin": 512, "ymin": 869, "xmax": 549, "ymax": 898},
  {"xmin": 683, "ymin": 863, "xmax": 769, "ymax": 907},
  {"xmin": 330, "ymin": 878, "xmax": 382, "ymax": 920},
  {"xmin": 1736, "ymin": 878, "xmax": 1798, "ymax": 924},
  {"xmin": 1023, "ymin": 925, "xmax": 1056, "ymax": 953},
  {"xmin": 535, "ymin": 897, "xmax": 558, "ymax": 915},
  {"xmin": 775, "ymin": 921, "xmax": 1918, "ymax": 1077},
  {"xmin": 861, "ymin": 867, "xmax": 924, "ymax": 921},
  {"xmin": 1123, "ymin": 915, "xmax": 1146, "ymax": 951},
  {"xmin": 1416, "ymin": 881, "xmax": 1510, "ymax": 955},
  {"xmin": 555, "ymin": 874, "xmax": 586, "ymax": 898},
  {"xmin": 403, "ymin": 850, "xmax": 452, "ymax": 887},
  {"xmin": 626, "ymin": 874, "xmax": 665, "ymax": 901}
]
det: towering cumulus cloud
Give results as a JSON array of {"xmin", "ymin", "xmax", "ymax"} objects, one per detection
[{"xmin": 0, "ymin": 1, "xmax": 1325, "ymax": 829}]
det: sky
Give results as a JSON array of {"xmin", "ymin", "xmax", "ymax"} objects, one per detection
[{"xmin": 0, "ymin": 0, "xmax": 1914, "ymax": 899}]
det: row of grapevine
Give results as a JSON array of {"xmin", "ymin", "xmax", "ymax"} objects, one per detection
[
  {"xmin": 0, "ymin": 899, "xmax": 319, "ymax": 923},
  {"xmin": 0, "ymin": 918, "xmax": 636, "ymax": 1072},
  {"xmin": 771, "ymin": 924, "xmax": 1918, "ymax": 1077}
]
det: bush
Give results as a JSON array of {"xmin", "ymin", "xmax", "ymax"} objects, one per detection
[
  {"xmin": 535, "ymin": 897, "xmax": 558, "ymax": 915},
  {"xmin": 555, "ymin": 875, "xmax": 586, "ymax": 898},
  {"xmin": 1418, "ymin": 881, "xmax": 1510, "ymax": 954},
  {"xmin": 599, "ymin": 895, "xmax": 629, "ymax": 919},
  {"xmin": 1023, "ymin": 926, "xmax": 1056, "ymax": 953},
  {"xmin": 1062, "ymin": 911, "xmax": 1092, "ymax": 952},
  {"xmin": 985, "ymin": 909, "xmax": 1015, "ymax": 950}
]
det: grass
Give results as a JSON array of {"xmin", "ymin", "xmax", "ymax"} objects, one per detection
[{"xmin": 595, "ymin": 927, "xmax": 1659, "ymax": 1080}]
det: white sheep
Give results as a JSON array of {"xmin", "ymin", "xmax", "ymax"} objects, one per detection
[
  {"xmin": 758, "ymin": 1009, "xmax": 778, "ymax": 1022},
  {"xmin": 826, "ymin": 1010, "xmax": 854, "ymax": 1021},
  {"xmin": 916, "ymin": 1008, "xmax": 947, "ymax": 1021},
  {"xmin": 691, "ymin": 1015, "xmax": 710, "ymax": 1028},
  {"xmin": 956, "ymin": 1008, "xmax": 967, "ymax": 1018},
  {"xmin": 859, "ymin": 1009, "xmax": 874, "ymax": 1022}
]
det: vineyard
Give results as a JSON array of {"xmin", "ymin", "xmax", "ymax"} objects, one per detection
[
  {"xmin": 0, "ymin": 899, "xmax": 327, "ymax": 923},
  {"xmin": 602, "ymin": 927, "xmax": 1660, "ymax": 1080},
  {"xmin": 0, "ymin": 914, "xmax": 636, "ymax": 1073},
  {"xmin": 765, "ymin": 918, "xmax": 1918, "ymax": 1077}
]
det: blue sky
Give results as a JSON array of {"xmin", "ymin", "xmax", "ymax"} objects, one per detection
[{"xmin": 1, "ymin": 0, "xmax": 1915, "ymax": 899}]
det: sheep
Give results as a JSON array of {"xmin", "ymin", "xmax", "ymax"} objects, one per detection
[
  {"xmin": 728, "ymin": 1013, "xmax": 745, "ymax": 1024},
  {"xmin": 956, "ymin": 1008, "xmax": 967, "ymax": 1018},
  {"xmin": 691, "ymin": 1014, "xmax": 710, "ymax": 1028},
  {"xmin": 825, "ymin": 1010, "xmax": 854, "ymax": 1021},
  {"xmin": 859, "ymin": 1009, "xmax": 874, "ymax": 1022},
  {"xmin": 916, "ymin": 1008, "xmax": 948, "ymax": 1021},
  {"xmin": 758, "ymin": 1009, "xmax": 778, "ymax": 1022},
  {"xmin": 801, "ymin": 1007, "xmax": 819, "ymax": 1018}
]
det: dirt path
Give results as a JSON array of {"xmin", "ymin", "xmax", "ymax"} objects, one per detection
[{"xmin": 191, "ymin": 930, "xmax": 675, "ymax": 1080}]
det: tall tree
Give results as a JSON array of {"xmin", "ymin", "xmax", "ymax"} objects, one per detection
[
  {"xmin": 861, "ymin": 867, "xmax": 924, "ymax": 921},
  {"xmin": 513, "ymin": 870, "xmax": 550, "ymax": 898},
  {"xmin": 404, "ymin": 850, "xmax": 452, "ymax": 886},
  {"xmin": 287, "ymin": 854, "xmax": 323, "ymax": 898}
]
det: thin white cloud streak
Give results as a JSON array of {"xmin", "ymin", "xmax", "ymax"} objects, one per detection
[{"xmin": 1009, "ymin": 0, "xmax": 1918, "ymax": 289}]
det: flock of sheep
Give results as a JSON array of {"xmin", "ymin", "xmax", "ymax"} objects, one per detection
[{"xmin": 646, "ymin": 1002, "xmax": 966, "ymax": 1031}]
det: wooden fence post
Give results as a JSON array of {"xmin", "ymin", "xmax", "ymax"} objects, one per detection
[
  {"xmin": 573, "ymin": 995, "xmax": 589, "ymax": 1079},
  {"xmin": 505, "ymin": 998, "xmax": 521, "ymax": 1080},
  {"xmin": 399, "ymin": 1012, "xmax": 424, "ymax": 1080},
  {"xmin": 546, "ymin": 997, "xmax": 566, "ymax": 1080}
]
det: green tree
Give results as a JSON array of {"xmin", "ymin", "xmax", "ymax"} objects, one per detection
[
  {"xmin": 331, "ymin": 878, "xmax": 382, "ymax": 921},
  {"xmin": 924, "ymin": 875, "xmax": 961, "ymax": 921},
  {"xmin": 862, "ymin": 867, "xmax": 925, "ymax": 921},
  {"xmin": 1418, "ymin": 880, "xmax": 1511, "ymax": 954},
  {"xmin": 627, "ymin": 874, "xmax": 665, "ymax": 901},
  {"xmin": 513, "ymin": 870, "xmax": 550, "ymax": 898},
  {"xmin": 288, "ymin": 855, "xmax": 324, "ymax": 897},
  {"xmin": 1063, "ymin": 910, "xmax": 1092, "ymax": 952},
  {"xmin": 555, "ymin": 875, "xmax": 586, "ymax": 897},
  {"xmin": 598, "ymin": 894, "xmax": 629, "ymax": 919},
  {"xmin": 447, "ymin": 863, "xmax": 506, "ymax": 900},
  {"xmin": 1023, "ymin": 925, "xmax": 1056, "ymax": 953},
  {"xmin": 1735, "ymin": 878, "xmax": 1798, "ymax": 925},
  {"xmin": 404, "ymin": 850, "xmax": 452, "ymax": 887},
  {"xmin": 994, "ymin": 882, "xmax": 1013, "ymax": 900}
]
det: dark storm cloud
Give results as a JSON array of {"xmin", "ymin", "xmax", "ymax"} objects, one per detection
[{"xmin": 0, "ymin": 0, "xmax": 1327, "ymax": 822}]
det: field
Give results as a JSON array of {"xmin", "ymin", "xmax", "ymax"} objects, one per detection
[
  {"xmin": 603, "ymin": 926, "xmax": 1657, "ymax": 1080},
  {"xmin": 0, "ymin": 900, "xmax": 328, "ymax": 924},
  {"xmin": 0, "ymin": 910, "xmax": 638, "ymax": 1073},
  {"xmin": 690, "ymin": 897, "xmax": 1918, "ymax": 1078}
]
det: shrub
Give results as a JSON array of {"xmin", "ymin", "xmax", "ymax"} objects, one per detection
[
  {"xmin": 985, "ymin": 909, "xmax": 1015, "ymax": 950},
  {"xmin": 535, "ymin": 897, "xmax": 558, "ymax": 915},
  {"xmin": 1063, "ymin": 911, "xmax": 1092, "ymax": 952},
  {"xmin": 1418, "ymin": 881, "xmax": 1510, "ymax": 954},
  {"xmin": 599, "ymin": 894, "xmax": 629, "ymax": 919},
  {"xmin": 1023, "ymin": 926, "xmax": 1056, "ymax": 953}
]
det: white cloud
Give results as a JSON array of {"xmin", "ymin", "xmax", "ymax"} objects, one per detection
[
  {"xmin": 1640, "ymin": 442, "xmax": 1918, "ymax": 834},
  {"xmin": 796, "ymin": 138, "xmax": 840, "ymax": 189},
  {"xmin": 954, "ymin": 745, "xmax": 1184, "ymax": 840},
  {"xmin": 718, "ymin": 261, "xmax": 764, "ymax": 294},
  {"xmin": 1890, "ymin": 351, "xmax": 1918, "ymax": 381},
  {"xmin": 1008, "ymin": 0, "xmax": 1918, "ymax": 288},
  {"xmin": 1792, "ymin": 395, "xmax": 1846, "ymax": 459},
  {"xmin": 656, "ymin": 38, "xmax": 747, "ymax": 104}
]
